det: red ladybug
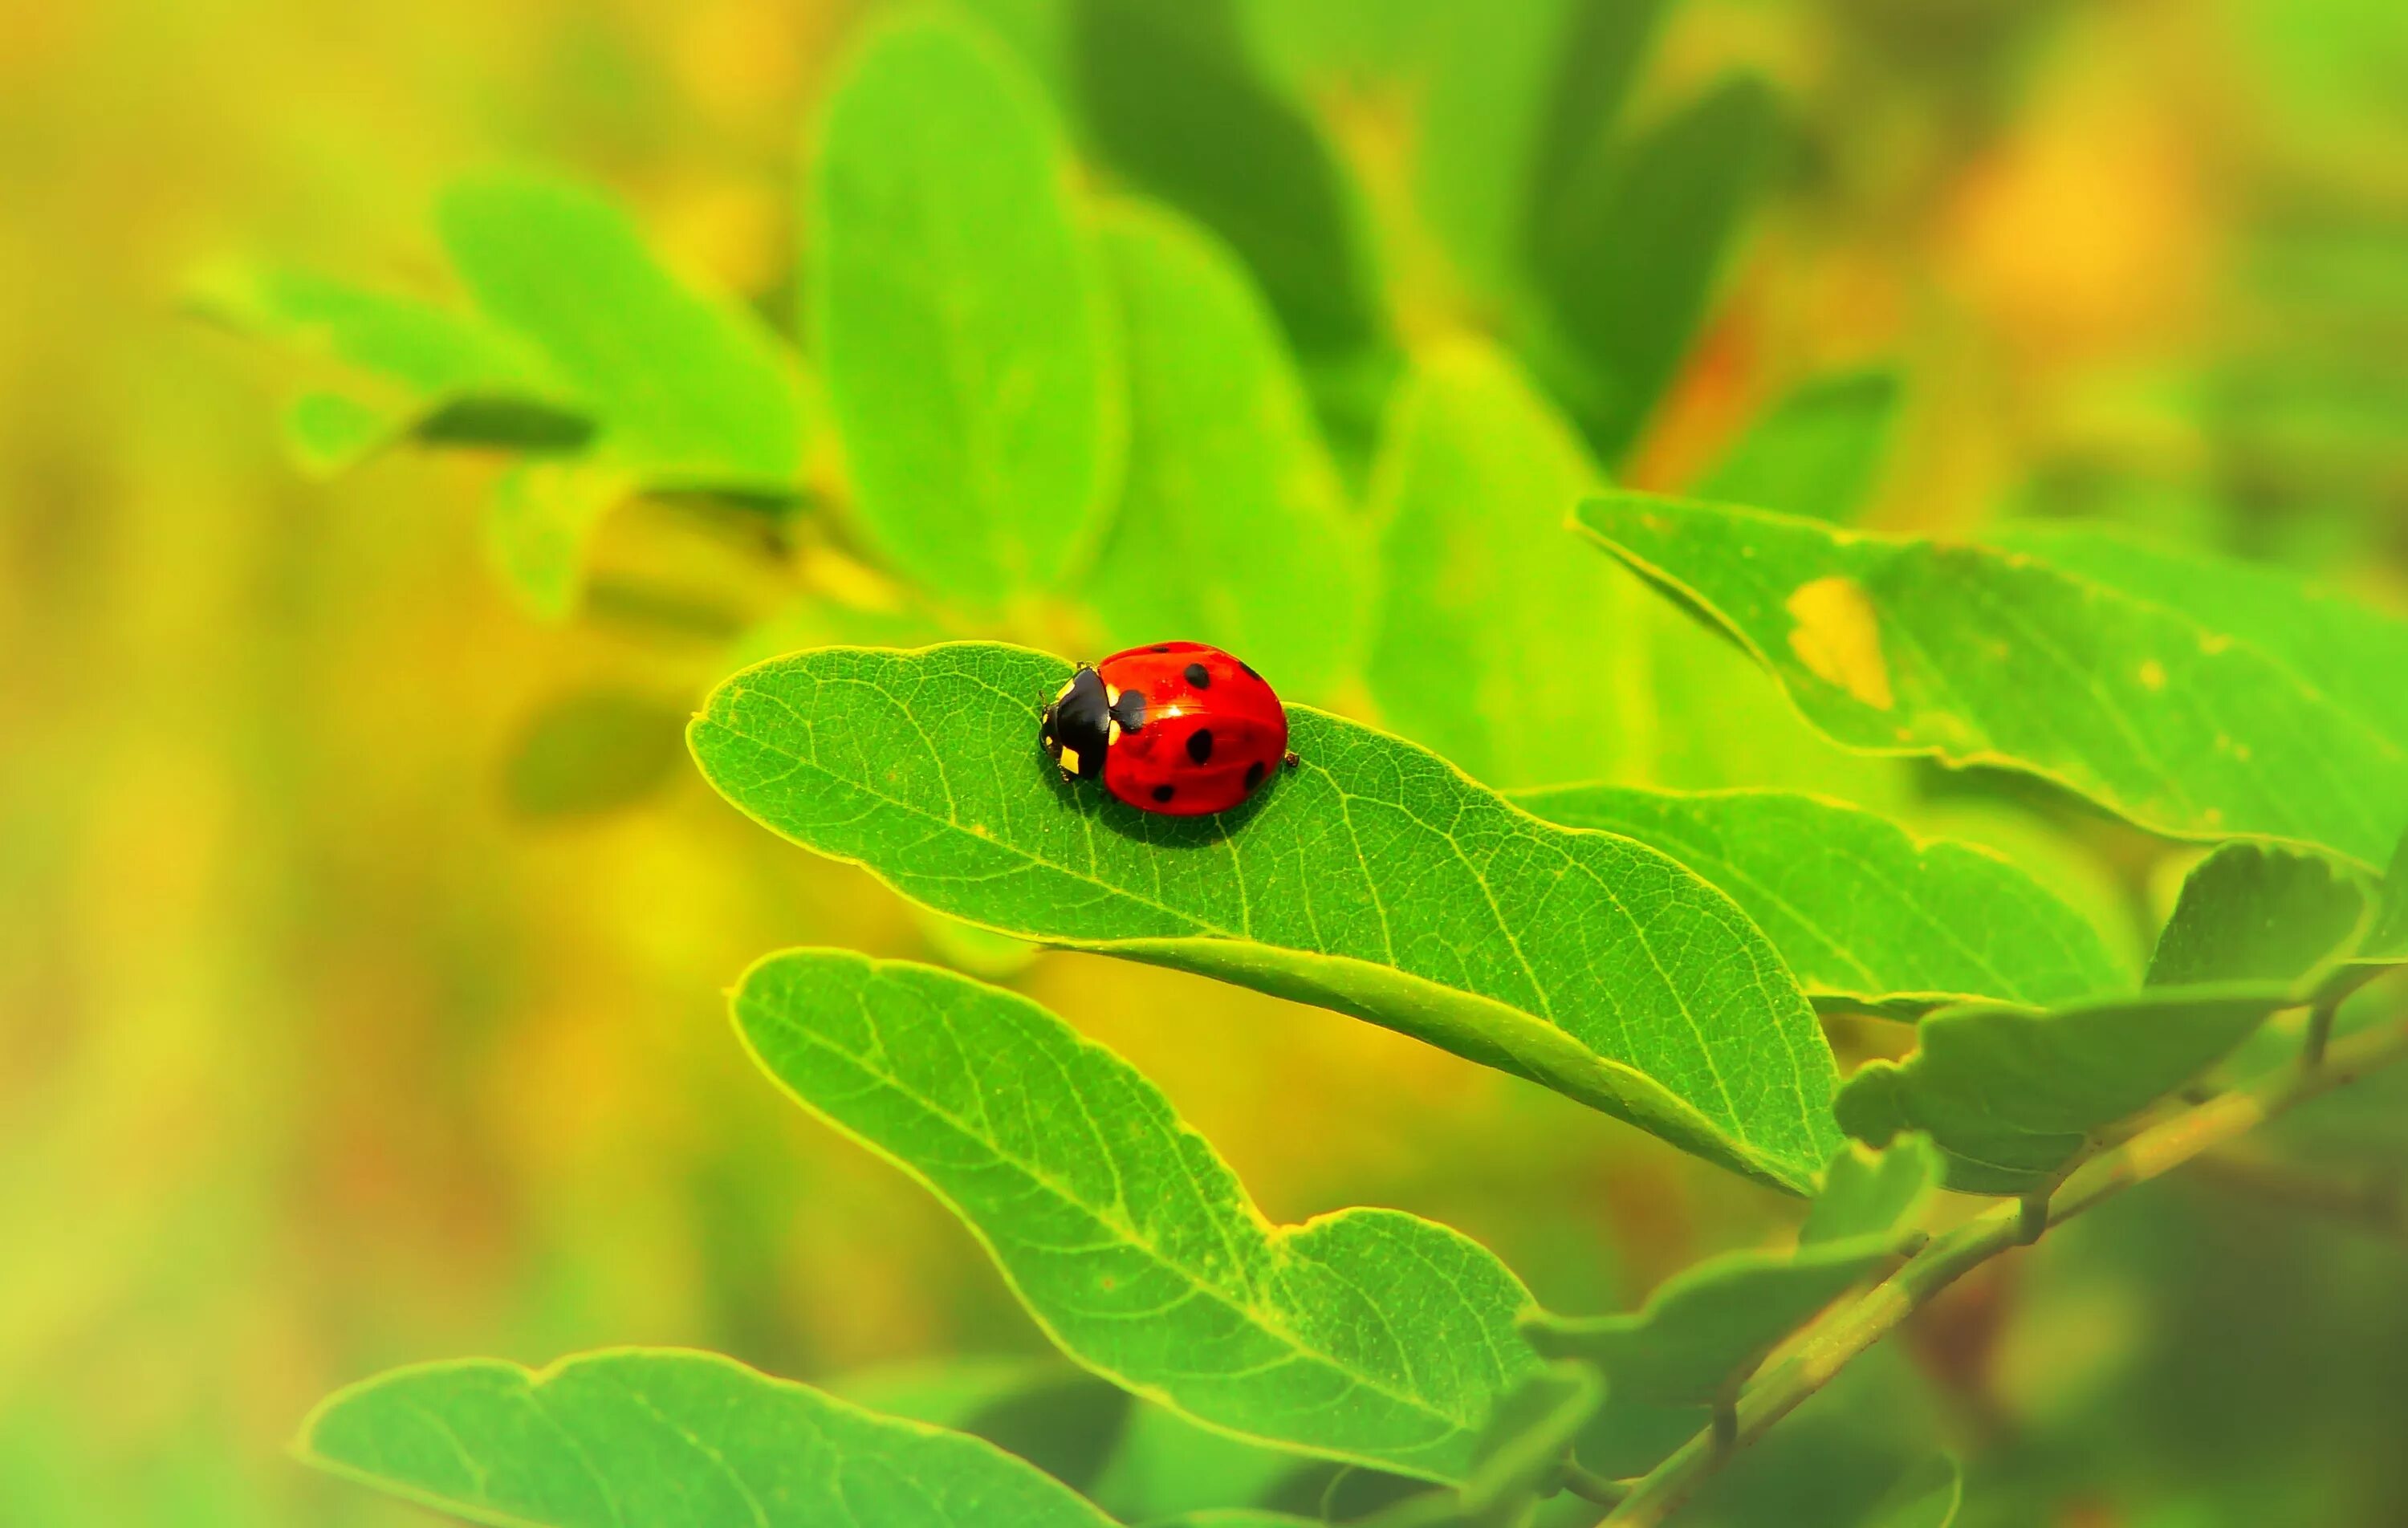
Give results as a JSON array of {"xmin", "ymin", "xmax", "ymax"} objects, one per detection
[{"xmin": 1039, "ymin": 641, "xmax": 1296, "ymax": 816}]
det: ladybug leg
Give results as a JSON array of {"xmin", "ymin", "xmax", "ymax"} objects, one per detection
[{"xmin": 1283, "ymin": 751, "xmax": 1300, "ymax": 770}]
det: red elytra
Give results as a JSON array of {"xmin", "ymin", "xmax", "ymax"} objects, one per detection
[{"xmin": 1038, "ymin": 640, "xmax": 1293, "ymax": 817}]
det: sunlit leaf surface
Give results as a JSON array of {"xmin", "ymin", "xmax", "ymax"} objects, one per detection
[
  {"xmin": 736, "ymin": 949, "xmax": 1539, "ymax": 1479},
  {"xmin": 299, "ymin": 1350, "xmax": 1117, "ymax": 1527},
  {"xmin": 1580, "ymin": 496, "xmax": 2408, "ymax": 865},
  {"xmin": 692, "ymin": 643, "xmax": 1842, "ymax": 1189},
  {"xmin": 1518, "ymin": 786, "xmax": 2129, "ymax": 1012}
]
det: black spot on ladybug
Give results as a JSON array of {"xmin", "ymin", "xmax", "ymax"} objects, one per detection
[
  {"xmin": 1110, "ymin": 687, "xmax": 1147, "ymax": 732},
  {"xmin": 1187, "ymin": 729, "xmax": 1214, "ymax": 765},
  {"xmin": 1150, "ymin": 644, "xmax": 1171, "ymax": 652},
  {"xmin": 1151, "ymin": 784, "xmax": 1173, "ymax": 803},
  {"xmin": 1245, "ymin": 759, "xmax": 1266, "ymax": 791},
  {"xmin": 1184, "ymin": 662, "xmax": 1211, "ymax": 689}
]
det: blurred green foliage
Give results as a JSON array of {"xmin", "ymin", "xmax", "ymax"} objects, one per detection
[{"xmin": 4, "ymin": 0, "xmax": 2405, "ymax": 1524}]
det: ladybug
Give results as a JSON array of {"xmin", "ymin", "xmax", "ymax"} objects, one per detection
[{"xmin": 1039, "ymin": 641, "xmax": 1296, "ymax": 817}]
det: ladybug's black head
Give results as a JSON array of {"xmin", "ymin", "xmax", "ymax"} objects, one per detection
[{"xmin": 1039, "ymin": 665, "xmax": 1112, "ymax": 781}]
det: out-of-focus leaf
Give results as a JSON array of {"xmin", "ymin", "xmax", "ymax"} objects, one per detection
[
  {"xmin": 1072, "ymin": 0, "xmax": 1393, "ymax": 457},
  {"xmin": 811, "ymin": 14, "xmax": 1121, "ymax": 604},
  {"xmin": 190, "ymin": 263, "xmax": 586, "ymax": 472},
  {"xmin": 1676, "ymin": 1349, "xmax": 1954, "ymax": 1528},
  {"xmin": 1365, "ymin": 341, "xmax": 1644, "ymax": 787},
  {"xmin": 691, "ymin": 643, "xmax": 1842, "ymax": 1191},
  {"xmin": 1519, "ymin": 786, "xmax": 2128, "ymax": 1013},
  {"xmin": 1865, "ymin": 1455, "xmax": 1963, "ymax": 1528},
  {"xmin": 2145, "ymin": 840, "xmax": 2371, "ymax": 988},
  {"xmin": 1520, "ymin": 1236, "xmax": 1898, "ymax": 1406},
  {"xmin": 734, "ymin": 949, "xmax": 1540, "ymax": 1481},
  {"xmin": 1089, "ymin": 1401, "xmax": 1316, "ymax": 1522},
  {"xmin": 1089, "ymin": 202, "xmax": 1365, "ymax": 701},
  {"xmin": 1835, "ymin": 985, "xmax": 2299, "ymax": 1194},
  {"xmin": 827, "ymin": 1357, "xmax": 1133, "ymax": 1490},
  {"xmin": 437, "ymin": 173, "xmax": 809, "ymax": 490},
  {"xmin": 298, "ymin": 1350, "xmax": 1119, "ymax": 1527},
  {"xmin": 1531, "ymin": 76, "xmax": 1779, "ymax": 463},
  {"xmin": 501, "ymin": 688, "xmax": 689, "ymax": 819},
  {"xmin": 1353, "ymin": 1364, "xmax": 1604, "ymax": 1528},
  {"xmin": 1698, "ymin": 368, "xmax": 1902, "ymax": 524},
  {"xmin": 1521, "ymin": 0, "xmax": 1676, "ymax": 256},
  {"xmin": 1800, "ymin": 1135, "xmax": 1943, "ymax": 1246},
  {"xmin": 485, "ymin": 461, "xmax": 633, "ymax": 620},
  {"xmin": 1579, "ymin": 495, "xmax": 2408, "ymax": 866}
]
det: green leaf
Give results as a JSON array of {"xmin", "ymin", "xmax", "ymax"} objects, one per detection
[
  {"xmin": 1578, "ymin": 495, "xmax": 2408, "ymax": 866},
  {"xmin": 1519, "ymin": 1235, "xmax": 1901, "ymax": 1408},
  {"xmin": 438, "ymin": 172, "xmax": 809, "ymax": 490},
  {"xmin": 1800, "ymin": 1135, "xmax": 1943, "ymax": 1246},
  {"xmin": 1091, "ymin": 1401, "xmax": 1316, "ymax": 1522},
  {"xmin": 1413, "ymin": 0, "xmax": 1667, "ymax": 303},
  {"xmin": 1515, "ymin": 785, "xmax": 2129, "ymax": 1013},
  {"xmin": 1089, "ymin": 202, "xmax": 1366, "ymax": 701},
  {"xmin": 484, "ymin": 461, "xmax": 633, "ymax": 620},
  {"xmin": 1072, "ymin": 0, "xmax": 1394, "ymax": 458},
  {"xmin": 1834, "ymin": 985, "xmax": 2299, "ymax": 1194},
  {"xmin": 734, "ymin": 949, "xmax": 1540, "ymax": 1481},
  {"xmin": 297, "ymin": 1349, "xmax": 1117, "ymax": 1527},
  {"xmin": 190, "ymin": 262, "xmax": 585, "ymax": 472},
  {"xmin": 2145, "ymin": 841, "xmax": 2372, "ymax": 988},
  {"xmin": 1991, "ymin": 520, "xmax": 2408, "ymax": 754},
  {"xmin": 811, "ymin": 14, "xmax": 1121, "ymax": 605},
  {"xmin": 1698, "ymin": 368, "xmax": 1902, "ymax": 524},
  {"xmin": 1866, "ymin": 1455, "xmax": 1963, "ymax": 1528},
  {"xmin": 1531, "ymin": 76, "xmax": 1779, "ymax": 463},
  {"xmin": 1365, "ymin": 342, "xmax": 1647, "ymax": 787},
  {"xmin": 690, "ymin": 642, "xmax": 1842, "ymax": 1190},
  {"xmin": 827, "ymin": 1357, "xmax": 1133, "ymax": 1490},
  {"xmin": 501, "ymin": 688, "xmax": 690, "ymax": 819},
  {"xmin": 1353, "ymin": 1364, "xmax": 1605, "ymax": 1528}
]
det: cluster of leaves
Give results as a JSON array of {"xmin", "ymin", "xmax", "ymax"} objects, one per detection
[{"xmin": 207, "ymin": 3, "xmax": 2408, "ymax": 1526}]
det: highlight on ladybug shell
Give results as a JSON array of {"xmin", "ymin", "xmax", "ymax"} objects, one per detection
[{"xmin": 1039, "ymin": 641, "xmax": 1296, "ymax": 817}]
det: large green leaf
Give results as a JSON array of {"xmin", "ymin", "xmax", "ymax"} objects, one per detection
[
  {"xmin": 828, "ymin": 1357, "xmax": 1133, "ymax": 1491},
  {"xmin": 1352, "ymin": 1364, "xmax": 1605, "ymax": 1528},
  {"xmin": 1800, "ymin": 1134, "xmax": 1943, "ymax": 1246},
  {"xmin": 1698, "ymin": 368, "xmax": 1902, "ymax": 524},
  {"xmin": 1991, "ymin": 520, "xmax": 2408, "ymax": 754},
  {"xmin": 811, "ymin": 14, "xmax": 1121, "ymax": 603},
  {"xmin": 1835, "ymin": 985, "xmax": 2298, "ymax": 1194},
  {"xmin": 437, "ymin": 173, "xmax": 809, "ymax": 490},
  {"xmin": 1365, "ymin": 342, "xmax": 1646, "ymax": 788},
  {"xmin": 1579, "ymin": 495, "xmax": 2408, "ymax": 866},
  {"xmin": 1072, "ymin": 0, "xmax": 1392, "ymax": 455},
  {"xmin": 735, "ymin": 949, "xmax": 1539, "ymax": 1481},
  {"xmin": 1515, "ymin": 786, "xmax": 2129, "ymax": 1013},
  {"xmin": 297, "ymin": 1349, "xmax": 1117, "ymax": 1527},
  {"xmin": 2145, "ymin": 840, "xmax": 2372, "ymax": 988},
  {"xmin": 690, "ymin": 642, "xmax": 1842, "ymax": 1190},
  {"xmin": 1088, "ymin": 202, "xmax": 1365, "ymax": 701},
  {"xmin": 1530, "ymin": 76, "xmax": 1779, "ymax": 463}
]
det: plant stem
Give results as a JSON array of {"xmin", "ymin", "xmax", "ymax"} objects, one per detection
[
  {"xmin": 2302, "ymin": 992, "xmax": 2341, "ymax": 1068},
  {"xmin": 1600, "ymin": 1009, "xmax": 2408, "ymax": 1528}
]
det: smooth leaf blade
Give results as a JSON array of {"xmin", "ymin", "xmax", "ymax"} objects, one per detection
[
  {"xmin": 1365, "ymin": 341, "xmax": 1647, "ymax": 788},
  {"xmin": 689, "ymin": 642, "xmax": 1842, "ymax": 1190},
  {"xmin": 735, "ymin": 949, "xmax": 1540, "ymax": 1481},
  {"xmin": 2146, "ymin": 840, "xmax": 2371, "ymax": 988},
  {"xmin": 1835, "ymin": 985, "xmax": 2298, "ymax": 1193},
  {"xmin": 1089, "ymin": 202, "xmax": 1367, "ymax": 701},
  {"xmin": 1579, "ymin": 494, "xmax": 2408, "ymax": 865},
  {"xmin": 1698, "ymin": 368, "xmax": 1902, "ymax": 524},
  {"xmin": 811, "ymin": 14, "xmax": 1121, "ymax": 603},
  {"xmin": 438, "ymin": 172, "xmax": 809, "ymax": 489},
  {"xmin": 1516, "ymin": 786, "xmax": 2129, "ymax": 1012},
  {"xmin": 298, "ymin": 1349, "xmax": 1117, "ymax": 1528}
]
